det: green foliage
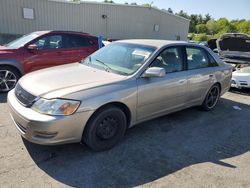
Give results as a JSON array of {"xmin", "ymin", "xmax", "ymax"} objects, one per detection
[
  {"xmin": 192, "ymin": 33, "xmax": 209, "ymax": 41},
  {"xmin": 142, "ymin": 3, "xmax": 151, "ymax": 7},
  {"xmin": 237, "ymin": 21, "xmax": 250, "ymax": 34},
  {"xmin": 196, "ymin": 24, "xmax": 207, "ymax": 33},
  {"xmin": 174, "ymin": 10, "xmax": 249, "ymax": 41},
  {"xmin": 206, "ymin": 20, "xmax": 219, "ymax": 35}
]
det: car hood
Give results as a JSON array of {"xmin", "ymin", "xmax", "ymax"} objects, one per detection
[
  {"xmin": 19, "ymin": 63, "xmax": 127, "ymax": 98},
  {"xmin": 0, "ymin": 46, "xmax": 17, "ymax": 54},
  {"xmin": 217, "ymin": 33, "xmax": 250, "ymax": 64}
]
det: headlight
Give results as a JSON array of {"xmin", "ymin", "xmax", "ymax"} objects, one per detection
[{"xmin": 32, "ymin": 98, "xmax": 80, "ymax": 116}]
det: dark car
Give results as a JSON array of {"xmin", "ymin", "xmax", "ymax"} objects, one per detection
[{"xmin": 0, "ymin": 30, "xmax": 98, "ymax": 92}]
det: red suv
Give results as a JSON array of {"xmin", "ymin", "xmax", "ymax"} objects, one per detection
[{"xmin": 0, "ymin": 30, "xmax": 99, "ymax": 92}]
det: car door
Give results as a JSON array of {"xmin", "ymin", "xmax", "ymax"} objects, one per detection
[
  {"xmin": 23, "ymin": 34, "xmax": 71, "ymax": 72},
  {"xmin": 185, "ymin": 46, "xmax": 216, "ymax": 105},
  {"xmin": 78, "ymin": 36, "xmax": 98, "ymax": 59},
  {"xmin": 62, "ymin": 34, "xmax": 98, "ymax": 62},
  {"xmin": 137, "ymin": 46, "xmax": 188, "ymax": 121}
]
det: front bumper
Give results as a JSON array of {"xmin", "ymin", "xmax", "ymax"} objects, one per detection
[
  {"xmin": 231, "ymin": 79, "xmax": 250, "ymax": 89},
  {"xmin": 7, "ymin": 89, "xmax": 94, "ymax": 145}
]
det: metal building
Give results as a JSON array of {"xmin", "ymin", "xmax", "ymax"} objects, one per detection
[{"xmin": 0, "ymin": 0, "xmax": 190, "ymax": 44}]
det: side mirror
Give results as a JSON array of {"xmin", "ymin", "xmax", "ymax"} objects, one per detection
[
  {"xmin": 142, "ymin": 67, "xmax": 166, "ymax": 78},
  {"xmin": 27, "ymin": 44, "xmax": 38, "ymax": 51}
]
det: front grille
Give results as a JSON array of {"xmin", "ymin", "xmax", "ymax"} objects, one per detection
[
  {"xmin": 15, "ymin": 83, "xmax": 37, "ymax": 107},
  {"xmin": 239, "ymin": 81, "xmax": 248, "ymax": 86}
]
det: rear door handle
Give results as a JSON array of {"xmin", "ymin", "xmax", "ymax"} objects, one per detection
[
  {"xmin": 209, "ymin": 74, "xmax": 214, "ymax": 78},
  {"xmin": 179, "ymin": 79, "xmax": 186, "ymax": 84}
]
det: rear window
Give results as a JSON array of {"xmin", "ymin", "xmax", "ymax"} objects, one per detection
[{"xmin": 63, "ymin": 34, "xmax": 93, "ymax": 48}]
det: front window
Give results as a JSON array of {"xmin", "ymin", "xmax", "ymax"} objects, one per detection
[
  {"xmin": 5, "ymin": 32, "xmax": 40, "ymax": 49},
  {"xmin": 33, "ymin": 35, "xmax": 62, "ymax": 50},
  {"xmin": 81, "ymin": 43, "xmax": 155, "ymax": 75},
  {"xmin": 150, "ymin": 47, "xmax": 184, "ymax": 73}
]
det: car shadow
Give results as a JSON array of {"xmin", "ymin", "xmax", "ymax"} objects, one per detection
[
  {"xmin": 23, "ymin": 97, "xmax": 250, "ymax": 187},
  {"xmin": 0, "ymin": 93, "xmax": 7, "ymax": 103},
  {"xmin": 229, "ymin": 87, "xmax": 250, "ymax": 96}
]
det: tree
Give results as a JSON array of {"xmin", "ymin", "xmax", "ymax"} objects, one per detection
[
  {"xmin": 175, "ymin": 10, "xmax": 189, "ymax": 19},
  {"xmin": 103, "ymin": 0, "xmax": 114, "ymax": 3},
  {"xmin": 142, "ymin": 3, "xmax": 151, "ymax": 8},
  {"xmin": 192, "ymin": 33, "xmax": 208, "ymax": 41},
  {"xmin": 206, "ymin": 20, "xmax": 219, "ymax": 35},
  {"xmin": 167, "ymin": 8, "xmax": 173, "ymax": 14},
  {"xmin": 196, "ymin": 24, "xmax": 207, "ymax": 33},
  {"xmin": 197, "ymin": 14, "xmax": 203, "ymax": 24},
  {"xmin": 204, "ymin": 14, "xmax": 211, "ymax": 23},
  {"xmin": 238, "ymin": 21, "xmax": 250, "ymax": 34},
  {"xmin": 69, "ymin": 0, "xmax": 80, "ymax": 3},
  {"xmin": 189, "ymin": 14, "xmax": 199, "ymax": 33}
]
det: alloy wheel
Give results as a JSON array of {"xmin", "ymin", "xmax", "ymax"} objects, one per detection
[
  {"xmin": 0, "ymin": 70, "xmax": 17, "ymax": 92},
  {"xmin": 206, "ymin": 86, "xmax": 219, "ymax": 109}
]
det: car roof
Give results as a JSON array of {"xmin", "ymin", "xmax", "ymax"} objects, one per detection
[
  {"xmin": 32, "ymin": 30, "xmax": 96, "ymax": 37},
  {"xmin": 115, "ymin": 39, "xmax": 188, "ymax": 48}
]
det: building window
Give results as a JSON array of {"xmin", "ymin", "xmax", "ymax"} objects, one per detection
[{"xmin": 23, "ymin": 8, "xmax": 35, "ymax": 20}]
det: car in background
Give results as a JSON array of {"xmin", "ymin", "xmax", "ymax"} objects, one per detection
[
  {"xmin": 216, "ymin": 33, "xmax": 250, "ymax": 66},
  {"xmin": 8, "ymin": 39, "xmax": 232, "ymax": 151},
  {"xmin": 231, "ymin": 66, "xmax": 250, "ymax": 89},
  {"xmin": 0, "ymin": 30, "xmax": 98, "ymax": 92}
]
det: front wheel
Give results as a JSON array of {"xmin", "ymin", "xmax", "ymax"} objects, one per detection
[
  {"xmin": 201, "ymin": 84, "xmax": 220, "ymax": 111},
  {"xmin": 83, "ymin": 106, "xmax": 127, "ymax": 151},
  {"xmin": 0, "ymin": 66, "xmax": 20, "ymax": 92}
]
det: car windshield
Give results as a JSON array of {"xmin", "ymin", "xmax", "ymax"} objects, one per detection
[
  {"xmin": 5, "ymin": 32, "xmax": 40, "ymax": 49},
  {"xmin": 81, "ymin": 42, "xmax": 155, "ymax": 75}
]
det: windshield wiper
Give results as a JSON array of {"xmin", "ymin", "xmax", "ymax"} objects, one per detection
[{"xmin": 95, "ymin": 59, "xmax": 112, "ymax": 72}]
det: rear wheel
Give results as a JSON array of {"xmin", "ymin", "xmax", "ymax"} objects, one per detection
[
  {"xmin": 83, "ymin": 106, "xmax": 127, "ymax": 151},
  {"xmin": 201, "ymin": 84, "xmax": 220, "ymax": 111},
  {"xmin": 0, "ymin": 66, "xmax": 20, "ymax": 92}
]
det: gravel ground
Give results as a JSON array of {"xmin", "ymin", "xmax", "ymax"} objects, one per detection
[{"xmin": 0, "ymin": 89, "xmax": 250, "ymax": 188}]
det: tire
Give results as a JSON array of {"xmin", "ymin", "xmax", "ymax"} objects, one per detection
[
  {"xmin": 0, "ymin": 66, "xmax": 21, "ymax": 92},
  {"xmin": 83, "ymin": 106, "xmax": 127, "ymax": 151},
  {"xmin": 201, "ymin": 84, "xmax": 220, "ymax": 111}
]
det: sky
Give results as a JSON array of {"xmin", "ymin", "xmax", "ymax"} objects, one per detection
[{"xmin": 84, "ymin": 0, "xmax": 250, "ymax": 20}]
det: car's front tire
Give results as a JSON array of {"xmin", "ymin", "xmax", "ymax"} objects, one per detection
[
  {"xmin": 83, "ymin": 106, "xmax": 127, "ymax": 151},
  {"xmin": 0, "ymin": 66, "xmax": 20, "ymax": 92},
  {"xmin": 201, "ymin": 84, "xmax": 220, "ymax": 111}
]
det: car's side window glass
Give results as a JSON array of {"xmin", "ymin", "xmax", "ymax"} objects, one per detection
[
  {"xmin": 150, "ymin": 47, "xmax": 184, "ymax": 73},
  {"xmin": 186, "ymin": 47, "xmax": 209, "ymax": 70},
  {"xmin": 208, "ymin": 53, "xmax": 219, "ymax": 67},
  {"xmin": 63, "ymin": 35, "xmax": 91, "ymax": 48},
  {"xmin": 34, "ymin": 35, "xmax": 62, "ymax": 50}
]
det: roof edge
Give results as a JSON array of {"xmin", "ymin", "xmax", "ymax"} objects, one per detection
[{"xmin": 47, "ymin": 0, "xmax": 190, "ymax": 22}]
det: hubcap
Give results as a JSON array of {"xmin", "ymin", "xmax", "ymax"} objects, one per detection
[
  {"xmin": 96, "ymin": 116, "xmax": 118, "ymax": 140},
  {"xmin": 0, "ymin": 70, "xmax": 17, "ymax": 91},
  {"xmin": 206, "ymin": 86, "xmax": 219, "ymax": 108}
]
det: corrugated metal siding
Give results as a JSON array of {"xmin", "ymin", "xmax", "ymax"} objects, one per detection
[{"xmin": 0, "ymin": 0, "xmax": 189, "ymax": 40}]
